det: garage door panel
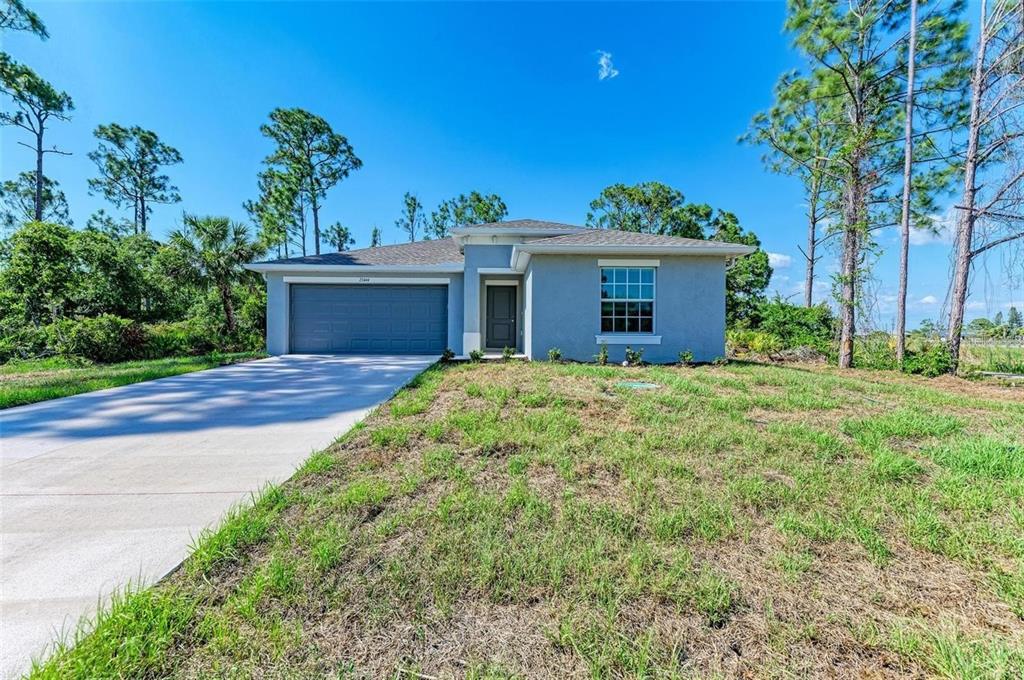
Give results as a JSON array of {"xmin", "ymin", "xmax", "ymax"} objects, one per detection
[{"xmin": 290, "ymin": 284, "xmax": 447, "ymax": 355}]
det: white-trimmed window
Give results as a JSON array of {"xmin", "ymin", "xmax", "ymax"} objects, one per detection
[{"xmin": 600, "ymin": 267, "xmax": 655, "ymax": 333}]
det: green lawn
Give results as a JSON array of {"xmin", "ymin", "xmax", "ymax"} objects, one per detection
[
  {"xmin": 0, "ymin": 353, "xmax": 264, "ymax": 409},
  {"xmin": 30, "ymin": 361, "xmax": 1024, "ymax": 678}
]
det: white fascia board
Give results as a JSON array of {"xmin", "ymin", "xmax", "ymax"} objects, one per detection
[
  {"xmin": 282, "ymin": 276, "xmax": 451, "ymax": 285},
  {"xmin": 458, "ymin": 235, "xmax": 531, "ymax": 246},
  {"xmin": 511, "ymin": 244, "xmax": 757, "ymax": 258},
  {"xmin": 245, "ymin": 263, "xmax": 464, "ymax": 274},
  {"xmin": 510, "ymin": 249, "xmax": 532, "ymax": 273}
]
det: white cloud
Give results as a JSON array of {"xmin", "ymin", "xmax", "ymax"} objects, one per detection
[
  {"xmin": 909, "ymin": 207, "xmax": 957, "ymax": 246},
  {"xmin": 596, "ymin": 51, "xmax": 619, "ymax": 80},
  {"xmin": 919, "ymin": 295, "xmax": 939, "ymax": 305},
  {"xmin": 767, "ymin": 252, "xmax": 792, "ymax": 269}
]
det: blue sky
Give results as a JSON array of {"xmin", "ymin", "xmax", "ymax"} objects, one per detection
[{"xmin": 3, "ymin": 1, "xmax": 1020, "ymax": 327}]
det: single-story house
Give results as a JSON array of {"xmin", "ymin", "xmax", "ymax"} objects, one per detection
[{"xmin": 245, "ymin": 219, "xmax": 755, "ymax": 363}]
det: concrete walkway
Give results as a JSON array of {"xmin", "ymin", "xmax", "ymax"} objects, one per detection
[{"xmin": 0, "ymin": 354, "xmax": 435, "ymax": 678}]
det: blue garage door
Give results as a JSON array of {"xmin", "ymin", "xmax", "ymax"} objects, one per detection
[{"xmin": 289, "ymin": 284, "xmax": 448, "ymax": 354}]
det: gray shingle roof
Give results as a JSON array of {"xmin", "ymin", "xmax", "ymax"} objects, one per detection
[
  {"xmin": 253, "ymin": 237, "xmax": 462, "ymax": 266},
  {"xmin": 250, "ymin": 225, "xmax": 754, "ymax": 268},
  {"xmin": 529, "ymin": 229, "xmax": 751, "ymax": 249}
]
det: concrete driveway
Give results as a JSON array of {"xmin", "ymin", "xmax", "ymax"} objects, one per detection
[{"xmin": 0, "ymin": 354, "xmax": 435, "ymax": 678}]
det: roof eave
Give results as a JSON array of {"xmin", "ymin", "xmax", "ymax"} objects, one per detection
[
  {"xmin": 245, "ymin": 263, "xmax": 465, "ymax": 274},
  {"xmin": 510, "ymin": 244, "xmax": 756, "ymax": 272}
]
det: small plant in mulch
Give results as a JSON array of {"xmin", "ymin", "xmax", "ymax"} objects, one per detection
[
  {"xmin": 594, "ymin": 343, "xmax": 609, "ymax": 366},
  {"xmin": 678, "ymin": 349, "xmax": 694, "ymax": 366},
  {"xmin": 469, "ymin": 349, "xmax": 484, "ymax": 362},
  {"xmin": 547, "ymin": 347, "xmax": 562, "ymax": 362},
  {"xmin": 441, "ymin": 348, "xmax": 455, "ymax": 362},
  {"xmin": 502, "ymin": 346, "xmax": 515, "ymax": 362},
  {"xmin": 623, "ymin": 346, "xmax": 644, "ymax": 366}
]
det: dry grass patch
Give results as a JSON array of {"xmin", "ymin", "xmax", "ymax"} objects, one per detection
[{"xmin": 31, "ymin": 360, "xmax": 1024, "ymax": 679}]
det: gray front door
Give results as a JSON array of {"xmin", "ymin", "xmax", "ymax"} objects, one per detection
[
  {"xmin": 290, "ymin": 284, "xmax": 447, "ymax": 354},
  {"xmin": 485, "ymin": 285, "xmax": 517, "ymax": 349}
]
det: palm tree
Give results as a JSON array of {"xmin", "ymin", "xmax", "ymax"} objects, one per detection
[{"xmin": 169, "ymin": 215, "xmax": 258, "ymax": 334}]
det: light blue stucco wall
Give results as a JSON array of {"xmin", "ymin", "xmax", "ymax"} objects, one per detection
[
  {"xmin": 446, "ymin": 273, "xmax": 465, "ymax": 354},
  {"xmin": 262, "ymin": 272, "xmax": 463, "ymax": 356},
  {"xmin": 262, "ymin": 250, "xmax": 726, "ymax": 362},
  {"xmin": 462, "ymin": 244, "xmax": 514, "ymax": 351},
  {"xmin": 265, "ymin": 274, "xmax": 289, "ymax": 355},
  {"xmin": 526, "ymin": 254, "xmax": 727, "ymax": 363},
  {"xmin": 523, "ymin": 265, "xmax": 534, "ymax": 358}
]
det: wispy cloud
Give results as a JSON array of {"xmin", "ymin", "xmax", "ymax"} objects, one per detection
[
  {"xmin": 768, "ymin": 252, "xmax": 792, "ymax": 269},
  {"xmin": 596, "ymin": 51, "xmax": 619, "ymax": 81},
  {"xmin": 919, "ymin": 295, "xmax": 939, "ymax": 305},
  {"xmin": 909, "ymin": 207, "xmax": 957, "ymax": 246}
]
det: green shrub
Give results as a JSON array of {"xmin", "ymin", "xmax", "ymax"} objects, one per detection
[
  {"xmin": 547, "ymin": 348, "xmax": 562, "ymax": 362},
  {"xmin": 678, "ymin": 350, "xmax": 694, "ymax": 366},
  {"xmin": 469, "ymin": 349, "xmax": 484, "ymax": 362},
  {"xmin": 142, "ymin": 321, "xmax": 216, "ymax": 359},
  {"xmin": 852, "ymin": 335, "xmax": 951, "ymax": 377},
  {"xmin": 594, "ymin": 343, "xmax": 609, "ymax": 366},
  {"xmin": 903, "ymin": 342, "xmax": 953, "ymax": 377},
  {"xmin": 4, "ymin": 316, "xmax": 255, "ymax": 365},
  {"xmin": 727, "ymin": 329, "xmax": 783, "ymax": 356},
  {"xmin": 441, "ymin": 348, "xmax": 455, "ymax": 362},
  {"xmin": 47, "ymin": 315, "xmax": 143, "ymax": 363},
  {"xmin": 502, "ymin": 346, "xmax": 514, "ymax": 361},
  {"xmin": 750, "ymin": 299, "xmax": 836, "ymax": 351},
  {"xmin": 624, "ymin": 346, "xmax": 644, "ymax": 366},
  {"xmin": 750, "ymin": 332, "xmax": 782, "ymax": 355},
  {"xmin": 0, "ymin": 319, "xmax": 48, "ymax": 363},
  {"xmin": 854, "ymin": 333, "xmax": 897, "ymax": 371}
]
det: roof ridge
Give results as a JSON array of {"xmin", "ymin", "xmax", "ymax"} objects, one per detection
[
  {"xmin": 337, "ymin": 235, "xmax": 454, "ymax": 254},
  {"xmin": 460, "ymin": 218, "xmax": 585, "ymax": 230}
]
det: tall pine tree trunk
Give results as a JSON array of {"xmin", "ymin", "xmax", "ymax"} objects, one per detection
[
  {"xmin": 804, "ymin": 209, "xmax": 816, "ymax": 307},
  {"xmin": 895, "ymin": 0, "xmax": 918, "ymax": 366},
  {"xmin": 804, "ymin": 176, "xmax": 821, "ymax": 308},
  {"xmin": 312, "ymin": 194, "xmax": 321, "ymax": 256},
  {"xmin": 34, "ymin": 126, "xmax": 44, "ymax": 222},
  {"xmin": 838, "ymin": 163, "xmax": 863, "ymax": 370},
  {"xmin": 947, "ymin": 0, "xmax": 989, "ymax": 373}
]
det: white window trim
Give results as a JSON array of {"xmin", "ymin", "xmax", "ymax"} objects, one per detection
[
  {"xmin": 483, "ymin": 279, "xmax": 519, "ymax": 287},
  {"xmin": 282, "ymin": 276, "xmax": 451, "ymax": 285},
  {"xmin": 597, "ymin": 258, "xmax": 660, "ymax": 267},
  {"xmin": 599, "ymin": 265, "xmax": 657, "ymax": 337},
  {"xmin": 595, "ymin": 334, "xmax": 662, "ymax": 345}
]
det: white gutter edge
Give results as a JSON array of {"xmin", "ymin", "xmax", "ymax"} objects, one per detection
[
  {"xmin": 245, "ymin": 263, "xmax": 464, "ymax": 274},
  {"xmin": 509, "ymin": 244, "xmax": 756, "ymax": 271}
]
